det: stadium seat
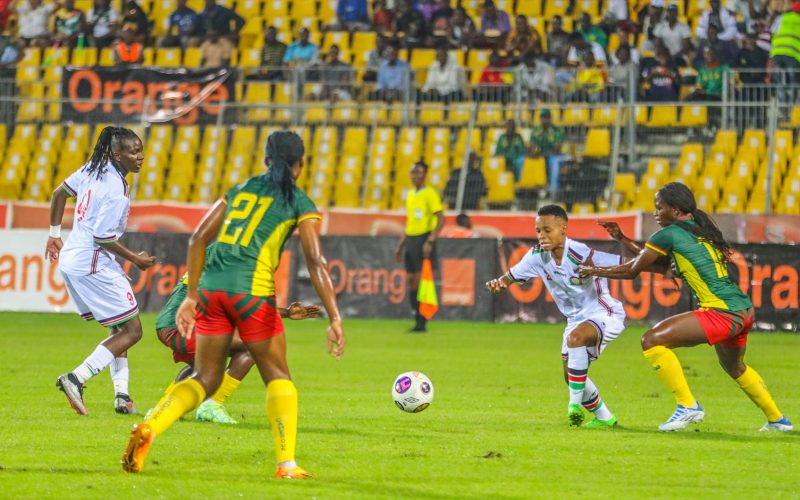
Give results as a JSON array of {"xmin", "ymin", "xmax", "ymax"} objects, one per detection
[
  {"xmin": 544, "ymin": 0, "xmax": 570, "ymax": 17},
  {"xmin": 99, "ymin": 47, "xmax": 115, "ymax": 66},
  {"xmin": 263, "ymin": 0, "xmax": 287, "ymax": 16},
  {"xmin": 418, "ymin": 103, "xmax": 446, "ymax": 126},
  {"xmin": 712, "ymin": 130, "xmax": 737, "ymax": 158},
  {"xmin": 272, "ymin": 83, "xmax": 293, "ymax": 122},
  {"xmin": 303, "ymin": 104, "xmax": 329, "ymax": 124},
  {"xmin": 71, "ymin": 47, "xmax": 97, "ymax": 66},
  {"xmin": 613, "ymin": 173, "xmax": 636, "ymax": 207},
  {"xmin": 477, "ymin": 104, "xmax": 506, "ymax": 126},
  {"xmin": 645, "ymin": 158, "xmax": 671, "ymax": 182},
  {"xmin": 361, "ymin": 105, "xmax": 388, "ymax": 125},
  {"xmin": 322, "ymin": 31, "xmax": 350, "ymax": 51},
  {"xmin": 775, "ymin": 130, "xmax": 794, "ymax": 158},
  {"xmin": 342, "ymin": 127, "xmax": 367, "ymax": 156},
  {"xmin": 486, "ymin": 171, "xmax": 515, "ymax": 207},
  {"xmin": 516, "ymin": 0, "xmax": 539, "ymax": 15},
  {"xmin": 561, "ymin": 106, "xmax": 590, "ymax": 127},
  {"xmin": 236, "ymin": 0, "xmax": 263, "ymax": 18},
  {"xmin": 290, "ymin": 0, "xmax": 317, "ymax": 22},
  {"xmin": 678, "ymin": 105, "xmax": 707, "ymax": 127},
  {"xmin": 243, "ymin": 82, "xmax": 272, "ymax": 122},
  {"xmin": 575, "ymin": 0, "xmax": 600, "ymax": 17},
  {"xmin": 647, "ymin": 106, "xmax": 678, "ymax": 128},
  {"xmin": 741, "ymin": 129, "xmax": 766, "ymax": 160},
  {"xmin": 331, "ymin": 104, "xmax": 359, "ymax": 124},
  {"xmin": 591, "ymin": 106, "xmax": 619, "ymax": 126},
  {"xmin": 453, "ymin": 128, "xmax": 481, "ymax": 162},
  {"xmin": 447, "ymin": 103, "xmax": 472, "ymax": 126},
  {"xmin": 584, "ymin": 128, "xmax": 610, "ymax": 158},
  {"xmin": 517, "ymin": 157, "xmax": 547, "ymax": 189}
]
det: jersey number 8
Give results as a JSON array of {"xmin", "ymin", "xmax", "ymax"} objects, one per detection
[{"xmin": 218, "ymin": 192, "xmax": 273, "ymax": 247}]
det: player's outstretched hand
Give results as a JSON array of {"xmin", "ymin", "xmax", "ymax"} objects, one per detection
[
  {"xmin": 327, "ymin": 319, "xmax": 344, "ymax": 360},
  {"xmin": 134, "ymin": 251, "xmax": 157, "ymax": 270},
  {"xmin": 45, "ymin": 237, "xmax": 63, "ymax": 262},
  {"xmin": 577, "ymin": 265, "xmax": 598, "ymax": 278},
  {"xmin": 597, "ymin": 221, "xmax": 624, "ymax": 240},
  {"xmin": 288, "ymin": 302, "xmax": 321, "ymax": 320},
  {"xmin": 176, "ymin": 298, "xmax": 197, "ymax": 341},
  {"xmin": 485, "ymin": 277, "xmax": 509, "ymax": 294}
]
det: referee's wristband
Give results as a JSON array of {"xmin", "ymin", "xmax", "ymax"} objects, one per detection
[{"xmin": 49, "ymin": 225, "xmax": 62, "ymax": 238}]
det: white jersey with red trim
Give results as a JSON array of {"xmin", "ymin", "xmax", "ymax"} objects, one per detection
[
  {"xmin": 508, "ymin": 238, "xmax": 626, "ymax": 327},
  {"xmin": 58, "ymin": 163, "xmax": 131, "ymax": 276}
]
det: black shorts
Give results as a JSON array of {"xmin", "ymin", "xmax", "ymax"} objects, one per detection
[{"xmin": 404, "ymin": 233, "xmax": 438, "ymax": 273}]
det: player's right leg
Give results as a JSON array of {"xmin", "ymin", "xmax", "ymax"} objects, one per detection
[
  {"xmin": 196, "ymin": 334, "xmax": 255, "ymax": 425},
  {"xmin": 641, "ymin": 312, "xmax": 708, "ymax": 431},
  {"xmin": 563, "ymin": 321, "xmax": 616, "ymax": 428}
]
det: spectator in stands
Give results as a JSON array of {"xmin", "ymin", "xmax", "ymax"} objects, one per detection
[
  {"xmin": 417, "ymin": 0, "xmax": 440, "ymax": 23},
  {"xmin": 519, "ymin": 51, "xmax": 555, "ymax": 101},
  {"xmin": 421, "ymin": 45, "xmax": 466, "ymax": 102},
  {"xmin": 0, "ymin": 0, "xmax": 9, "ymax": 31},
  {"xmin": 121, "ymin": 0, "xmax": 150, "ymax": 40},
  {"xmin": 696, "ymin": 0, "xmax": 739, "ymax": 40},
  {"xmin": 607, "ymin": 0, "xmax": 630, "ymax": 24},
  {"xmin": 199, "ymin": 28, "xmax": 233, "ymax": 67},
  {"xmin": 566, "ymin": 51, "xmax": 606, "ymax": 102},
  {"xmin": 54, "ymin": 0, "xmax": 87, "ymax": 48},
  {"xmin": 113, "ymin": 23, "xmax": 143, "ymax": 65},
  {"xmin": 256, "ymin": 26, "xmax": 287, "ymax": 80},
  {"xmin": 577, "ymin": 13, "xmax": 608, "ymax": 50},
  {"xmin": 199, "ymin": 0, "xmax": 244, "ymax": 40},
  {"xmin": 400, "ymin": 19, "xmax": 427, "ymax": 48},
  {"xmin": 637, "ymin": 0, "xmax": 665, "ymax": 52},
  {"xmin": 495, "ymin": 119, "xmax": 527, "ymax": 181},
  {"xmin": 309, "ymin": 45, "xmax": 354, "ymax": 102},
  {"xmin": 653, "ymin": 4, "xmax": 692, "ymax": 59},
  {"xmin": 609, "ymin": 45, "xmax": 639, "ymax": 88},
  {"xmin": 642, "ymin": 46, "xmax": 680, "ymax": 100},
  {"xmin": 686, "ymin": 46, "xmax": 728, "ymax": 102},
  {"xmin": 375, "ymin": 45, "xmax": 409, "ymax": 102},
  {"xmin": 363, "ymin": 34, "xmax": 388, "ymax": 81},
  {"xmin": 394, "ymin": 0, "xmax": 426, "ymax": 36},
  {"xmin": 87, "ymin": 0, "xmax": 119, "ymax": 49},
  {"xmin": 476, "ymin": 50, "xmax": 511, "ymax": 102},
  {"xmin": 162, "ymin": 0, "xmax": 199, "ymax": 49},
  {"xmin": 0, "ymin": 32, "xmax": 22, "ymax": 68},
  {"xmin": 372, "ymin": 0, "xmax": 394, "ymax": 34},
  {"xmin": 283, "ymin": 28, "xmax": 319, "ymax": 68},
  {"xmin": 693, "ymin": 21, "xmax": 738, "ymax": 68},
  {"xmin": 546, "ymin": 15, "xmax": 570, "ymax": 66},
  {"xmin": 769, "ymin": 0, "xmax": 800, "ymax": 115},
  {"xmin": 429, "ymin": 0, "xmax": 453, "ymax": 33},
  {"xmin": 506, "ymin": 14, "xmax": 543, "ymax": 57},
  {"xmin": 733, "ymin": 0, "xmax": 766, "ymax": 33},
  {"xmin": 610, "ymin": 24, "xmax": 640, "ymax": 64},
  {"xmin": 440, "ymin": 213, "xmax": 480, "ymax": 238},
  {"xmin": 566, "ymin": 32, "xmax": 607, "ymax": 65},
  {"xmin": 15, "ymin": 0, "xmax": 55, "ymax": 47},
  {"xmin": 737, "ymin": 32, "xmax": 769, "ymax": 82},
  {"xmin": 443, "ymin": 153, "xmax": 487, "ymax": 210},
  {"xmin": 446, "ymin": 6, "xmax": 476, "ymax": 49},
  {"xmin": 331, "ymin": 0, "xmax": 370, "ymax": 31},
  {"xmin": 477, "ymin": 0, "xmax": 511, "ymax": 48},
  {"xmin": 528, "ymin": 109, "xmax": 567, "ymax": 192}
]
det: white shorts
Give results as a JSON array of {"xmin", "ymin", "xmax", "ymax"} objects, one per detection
[
  {"xmin": 561, "ymin": 313, "xmax": 625, "ymax": 362},
  {"xmin": 62, "ymin": 266, "xmax": 139, "ymax": 327}
]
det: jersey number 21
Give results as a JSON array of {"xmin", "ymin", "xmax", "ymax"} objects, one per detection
[{"xmin": 218, "ymin": 192, "xmax": 273, "ymax": 247}]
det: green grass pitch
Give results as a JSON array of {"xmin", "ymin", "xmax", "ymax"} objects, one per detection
[{"xmin": 1, "ymin": 312, "xmax": 799, "ymax": 499}]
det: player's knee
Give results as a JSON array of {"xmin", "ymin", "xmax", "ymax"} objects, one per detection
[
  {"xmin": 720, "ymin": 360, "xmax": 746, "ymax": 379},
  {"xmin": 194, "ymin": 371, "xmax": 224, "ymax": 395},
  {"xmin": 640, "ymin": 331, "xmax": 661, "ymax": 351},
  {"xmin": 117, "ymin": 320, "xmax": 143, "ymax": 343},
  {"xmin": 566, "ymin": 331, "xmax": 589, "ymax": 348}
]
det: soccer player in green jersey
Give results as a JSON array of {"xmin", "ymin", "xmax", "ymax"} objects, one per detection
[
  {"xmin": 580, "ymin": 182, "xmax": 792, "ymax": 432},
  {"xmin": 122, "ymin": 131, "xmax": 345, "ymax": 478},
  {"xmin": 151, "ymin": 272, "xmax": 321, "ymax": 424}
]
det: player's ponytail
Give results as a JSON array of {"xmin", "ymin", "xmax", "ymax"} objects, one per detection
[
  {"xmin": 657, "ymin": 182, "xmax": 733, "ymax": 258},
  {"xmin": 84, "ymin": 126, "xmax": 139, "ymax": 179},
  {"xmin": 265, "ymin": 131, "xmax": 304, "ymax": 204}
]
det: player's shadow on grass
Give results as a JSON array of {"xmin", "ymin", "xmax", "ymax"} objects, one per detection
[{"xmin": 612, "ymin": 425, "xmax": 799, "ymax": 443}]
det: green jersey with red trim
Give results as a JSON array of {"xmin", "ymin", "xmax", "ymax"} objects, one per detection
[
  {"xmin": 645, "ymin": 220, "xmax": 751, "ymax": 311},
  {"xmin": 155, "ymin": 273, "xmax": 188, "ymax": 330},
  {"xmin": 200, "ymin": 176, "xmax": 320, "ymax": 296}
]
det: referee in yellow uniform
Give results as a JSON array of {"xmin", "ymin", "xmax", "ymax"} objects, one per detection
[{"xmin": 395, "ymin": 161, "xmax": 444, "ymax": 333}]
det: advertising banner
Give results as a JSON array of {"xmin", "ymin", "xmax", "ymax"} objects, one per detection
[{"xmin": 61, "ymin": 66, "xmax": 237, "ymax": 125}]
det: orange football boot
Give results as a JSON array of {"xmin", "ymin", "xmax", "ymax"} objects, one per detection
[
  {"xmin": 121, "ymin": 423, "xmax": 153, "ymax": 473},
  {"xmin": 275, "ymin": 465, "xmax": 314, "ymax": 479}
]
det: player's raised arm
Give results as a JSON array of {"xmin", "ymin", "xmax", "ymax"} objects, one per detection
[
  {"xmin": 45, "ymin": 184, "xmax": 73, "ymax": 261},
  {"xmin": 597, "ymin": 220, "xmax": 643, "ymax": 255},
  {"xmin": 298, "ymin": 217, "xmax": 345, "ymax": 360},
  {"xmin": 579, "ymin": 246, "xmax": 663, "ymax": 280},
  {"xmin": 176, "ymin": 199, "xmax": 226, "ymax": 339}
]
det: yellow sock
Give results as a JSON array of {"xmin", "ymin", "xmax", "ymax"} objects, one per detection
[
  {"xmin": 736, "ymin": 366, "xmax": 783, "ymax": 421},
  {"xmin": 266, "ymin": 379, "xmax": 298, "ymax": 464},
  {"xmin": 210, "ymin": 373, "xmax": 241, "ymax": 404},
  {"xmin": 643, "ymin": 346, "xmax": 696, "ymax": 407},
  {"xmin": 147, "ymin": 378, "xmax": 206, "ymax": 437}
]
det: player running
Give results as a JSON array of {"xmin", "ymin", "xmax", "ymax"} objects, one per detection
[
  {"xmin": 122, "ymin": 131, "xmax": 345, "ymax": 479},
  {"xmin": 46, "ymin": 126, "xmax": 157, "ymax": 416},
  {"xmin": 486, "ymin": 205, "xmax": 630, "ymax": 428},
  {"xmin": 579, "ymin": 182, "xmax": 792, "ymax": 432},
  {"xmin": 151, "ymin": 271, "xmax": 321, "ymax": 424}
]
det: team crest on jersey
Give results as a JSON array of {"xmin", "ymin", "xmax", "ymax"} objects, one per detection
[{"xmin": 570, "ymin": 277, "xmax": 585, "ymax": 285}]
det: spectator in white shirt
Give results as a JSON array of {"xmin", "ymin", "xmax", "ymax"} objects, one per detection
[
  {"xmin": 421, "ymin": 46, "xmax": 466, "ymax": 102},
  {"xmin": 653, "ymin": 4, "xmax": 692, "ymax": 57},
  {"xmin": 566, "ymin": 32, "xmax": 607, "ymax": 65},
  {"xmin": 15, "ymin": 0, "xmax": 55, "ymax": 47},
  {"xmin": 696, "ymin": 0, "xmax": 739, "ymax": 40},
  {"xmin": 87, "ymin": 0, "xmax": 120, "ymax": 49}
]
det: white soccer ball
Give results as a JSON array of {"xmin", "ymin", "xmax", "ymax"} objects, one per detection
[{"xmin": 392, "ymin": 371, "xmax": 434, "ymax": 413}]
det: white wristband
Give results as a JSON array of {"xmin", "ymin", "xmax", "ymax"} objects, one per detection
[{"xmin": 49, "ymin": 225, "xmax": 61, "ymax": 238}]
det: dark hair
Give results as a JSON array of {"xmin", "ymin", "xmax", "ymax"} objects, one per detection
[
  {"xmin": 657, "ymin": 182, "xmax": 733, "ymax": 258},
  {"xmin": 413, "ymin": 160, "xmax": 428, "ymax": 172},
  {"xmin": 537, "ymin": 204, "xmax": 568, "ymax": 221},
  {"xmin": 265, "ymin": 131, "xmax": 304, "ymax": 204},
  {"xmin": 84, "ymin": 126, "xmax": 139, "ymax": 179},
  {"xmin": 456, "ymin": 213, "xmax": 471, "ymax": 228}
]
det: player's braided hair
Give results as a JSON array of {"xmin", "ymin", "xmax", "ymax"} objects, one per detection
[
  {"xmin": 657, "ymin": 182, "xmax": 733, "ymax": 258},
  {"xmin": 84, "ymin": 126, "xmax": 140, "ymax": 179},
  {"xmin": 265, "ymin": 130, "xmax": 304, "ymax": 204}
]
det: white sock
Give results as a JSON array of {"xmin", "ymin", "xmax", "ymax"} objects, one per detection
[
  {"xmin": 202, "ymin": 398, "xmax": 215, "ymax": 405},
  {"xmin": 583, "ymin": 378, "xmax": 614, "ymax": 421},
  {"xmin": 566, "ymin": 347, "xmax": 589, "ymax": 406},
  {"xmin": 279, "ymin": 460, "xmax": 297, "ymax": 469},
  {"xmin": 110, "ymin": 357, "xmax": 129, "ymax": 395},
  {"xmin": 72, "ymin": 345, "xmax": 115, "ymax": 384}
]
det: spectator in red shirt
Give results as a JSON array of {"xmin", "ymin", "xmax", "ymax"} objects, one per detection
[
  {"xmin": 476, "ymin": 50, "xmax": 511, "ymax": 102},
  {"xmin": 372, "ymin": 0, "xmax": 394, "ymax": 34}
]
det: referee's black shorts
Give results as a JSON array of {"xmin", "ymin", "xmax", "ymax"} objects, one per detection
[{"xmin": 404, "ymin": 232, "xmax": 438, "ymax": 273}]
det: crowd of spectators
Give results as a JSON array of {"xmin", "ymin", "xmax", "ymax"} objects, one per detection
[{"xmin": 0, "ymin": 0, "xmax": 796, "ymax": 108}]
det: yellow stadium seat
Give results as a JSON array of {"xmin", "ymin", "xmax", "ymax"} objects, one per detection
[
  {"xmin": 243, "ymin": 82, "xmax": 272, "ymax": 122},
  {"xmin": 236, "ymin": 0, "xmax": 262, "ymax": 18},
  {"xmin": 486, "ymin": 171, "xmax": 515, "ymax": 206},
  {"xmin": 71, "ymin": 47, "xmax": 97, "ymax": 66},
  {"xmin": 775, "ymin": 130, "xmax": 794, "ymax": 158},
  {"xmin": 591, "ymin": 106, "xmax": 619, "ymax": 126},
  {"xmin": 712, "ymin": 129, "xmax": 737, "ymax": 158},
  {"xmin": 647, "ymin": 106, "xmax": 678, "ymax": 128},
  {"xmin": 467, "ymin": 50, "xmax": 491, "ymax": 71},
  {"xmin": 322, "ymin": 31, "xmax": 350, "ymax": 51},
  {"xmin": 290, "ymin": 0, "xmax": 317, "ymax": 21},
  {"xmin": 678, "ymin": 105, "xmax": 707, "ymax": 127},
  {"xmin": 517, "ymin": 157, "xmax": 547, "ymax": 189},
  {"xmin": 418, "ymin": 103, "xmax": 446, "ymax": 126},
  {"xmin": 263, "ymin": 0, "xmax": 287, "ymax": 16},
  {"xmin": 303, "ymin": 104, "xmax": 329, "ymax": 124},
  {"xmin": 155, "ymin": 48, "xmax": 182, "ymax": 67},
  {"xmin": 328, "ymin": 104, "xmax": 357, "ymax": 124},
  {"xmin": 182, "ymin": 47, "xmax": 202, "ymax": 67},
  {"xmin": 561, "ymin": 106, "xmax": 590, "ymax": 127},
  {"xmin": 679, "ymin": 143, "xmax": 704, "ymax": 166},
  {"xmin": 339, "ymin": 127, "xmax": 367, "ymax": 156},
  {"xmin": 98, "ymin": 47, "xmax": 115, "ymax": 66},
  {"xmin": 645, "ymin": 158, "xmax": 671, "ymax": 181},
  {"xmin": 317, "ymin": 0, "xmax": 337, "ymax": 22},
  {"xmin": 453, "ymin": 128, "xmax": 481, "ymax": 161},
  {"xmin": 361, "ymin": 105, "xmax": 388, "ymax": 125},
  {"xmin": 516, "ymin": 0, "xmax": 539, "ymax": 15},
  {"xmin": 614, "ymin": 173, "xmax": 636, "ymax": 206},
  {"xmin": 20, "ymin": 47, "xmax": 41, "ymax": 66},
  {"xmin": 741, "ymin": 129, "xmax": 766, "ymax": 159},
  {"xmin": 575, "ymin": 0, "xmax": 600, "ymax": 16},
  {"xmin": 584, "ymin": 128, "xmax": 610, "ymax": 158},
  {"xmin": 17, "ymin": 83, "xmax": 44, "ymax": 122},
  {"xmin": 477, "ymin": 104, "xmax": 506, "ymax": 126},
  {"xmin": 272, "ymin": 83, "xmax": 293, "ymax": 123},
  {"xmin": 633, "ymin": 105, "xmax": 648, "ymax": 125},
  {"xmin": 544, "ymin": 0, "xmax": 569, "ymax": 17},
  {"xmin": 43, "ymin": 47, "xmax": 68, "ymax": 66}
]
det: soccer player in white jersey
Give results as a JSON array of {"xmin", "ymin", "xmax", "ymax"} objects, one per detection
[
  {"xmin": 45, "ymin": 126, "xmax": 157, "ymax": 416},
  {"xmin": 486, "ymin": 205, "xmax": 633, "ymax": 428}
]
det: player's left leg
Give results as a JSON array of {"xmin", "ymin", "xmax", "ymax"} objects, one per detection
[
  {"xmin": 564, "ymin": 321, "xmax": 616, "ymax": 428},
  {"xmin": 196, "ymin": 332, "xmax": 255, "ymax": 424},
  {"xmin": 714, "ymin": 340, "xmax": 792, "ymax": 432}
]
